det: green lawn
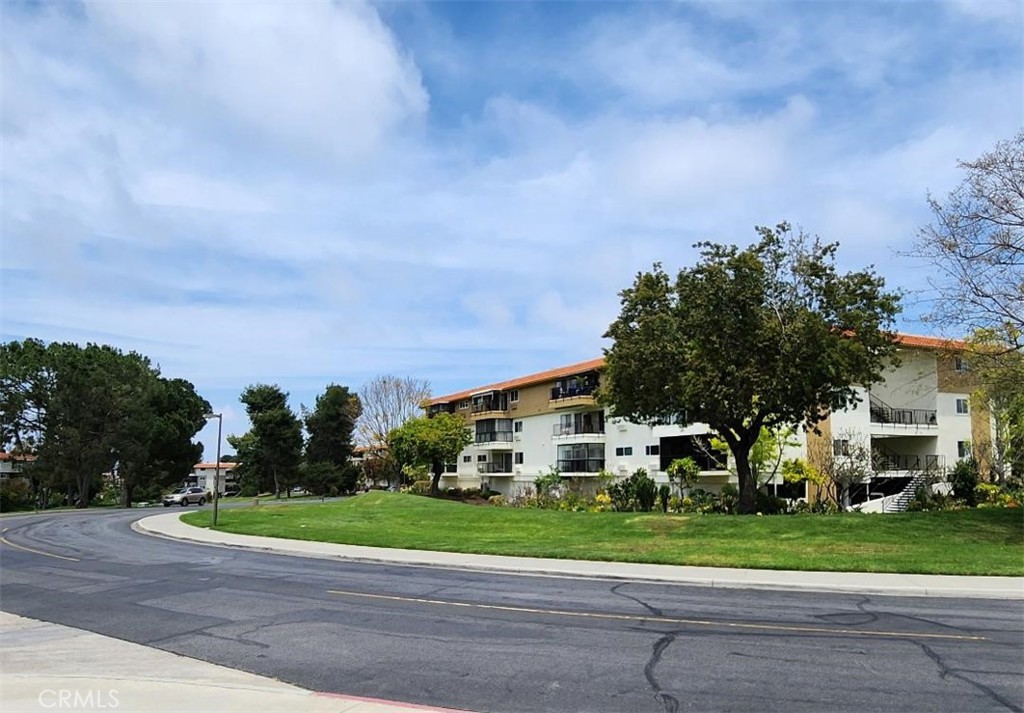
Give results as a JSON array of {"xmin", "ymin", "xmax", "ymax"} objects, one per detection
[{"xmin": 180, "ymin": 491, "xmax": 1024, "ymax": 575}]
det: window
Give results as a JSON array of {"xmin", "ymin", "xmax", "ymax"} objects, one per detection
[
  {"xmin": 556, "ymin": 443, "xmax": 604, "ymax": 472},
  {"xmin": 514, "ymin": 421, "xmax": 523, "ymax": 433},
  {"xmin": 957, "ymin": 441, "xmax": 972, "ymax": 459},
  {"xmin": 514, "ymin": 452, "xmax": 523, "ymax": 464},
  {"xmin": 645, "ymin": 445, "xmax": 660, "ymax": 456},
  {"xmin": 955, "ymin": 356, "xmax": 970, "ymax": 373},
  {"xmin": 833, "ymin": 439, "xmax": 850, "ymax": 456},
  {"xmin": 463, "ymin": 455, "xmax": 471, "ymax": 463},
  {"xmin": 445, "ymin": 463, "xmax": 457, "ymax": 473},
  {"xmin": 509, "ymin": 389, "xmax": 519, "ymax": 403},
  {"xmin": 458, "ymin": 400, "xmax": 469, "ymax": 410},
  {"xmin": 956, "ymin": 398, "xmax": 970, "ymax": 415},
  {"xmin": 477, "ymin": 454, "xmax": 488, "ymax": 462},
  {"xmin": 615, "ymin": 446, "xmax": 633, "ymax": 457}
]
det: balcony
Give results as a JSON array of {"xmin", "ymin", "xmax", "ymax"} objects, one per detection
[
  {"xmin": 475, "ymin": 431, "xmax": 514, "ymax": 449},
  {"xmin": 873, "ymin": 454, "xmax": 944, "ymax": 473},
  {"xmin": 869, "ymin": 395, "xmax": 937, "ymax": 430},
  {"xmin": 549, "ymin": 384, "xmax": 597, "ymax": 409},
  {"xmin": 556, "ymin": 458, "xmax": 605, "ymax": 474},
  {"xmin": 552, "ymin": 423, "xmax": 605, "ymax": 438},
  {"xmin": 478, "ymin": 463, "xmax": 514, "ymax": 475},
  {"xmin": 471, "ymin": 398, "xmax": 508, "ymax": 415}
]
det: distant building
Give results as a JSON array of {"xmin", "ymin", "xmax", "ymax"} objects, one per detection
[
  {"xmin": 186, "ymin": 462, "xmax": 239, "ymax": 494},
  {"xmin": 0, "ymin": 452, "xmax": 34, "ymax": 481}
]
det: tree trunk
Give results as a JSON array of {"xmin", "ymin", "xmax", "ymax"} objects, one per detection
[
  {"xmin": 733, "ymin": 445, "xmax": 758, "ymax": 514},
  {"xmin": 430, "ymin": 459, "xmax": 443, "ymax": 496}
]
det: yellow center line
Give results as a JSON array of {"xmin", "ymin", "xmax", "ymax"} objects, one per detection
[
  {"xmin": 0, "ymin": 535, "xmax": 80, "ymax": 562},
  {"xmin": 327, "ymin": 589, "xmax": 986, "ymax": 641}
]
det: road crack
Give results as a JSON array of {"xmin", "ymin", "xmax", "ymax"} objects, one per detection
[
  {"xmin": 918, "ymin": 642, "xmax": 1023, "ymax": 712},
  {"xmin": 644, "ymin": 632, "xmax": 680, "ymax": 713},
  {"xmin": 610, "ymin": 583, "xmax": 663, "ymax": 617}
]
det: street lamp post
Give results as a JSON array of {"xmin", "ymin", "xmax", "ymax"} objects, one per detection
[{"xmin": 204, "ymin": 413, "xmax": 222, "ymax": 527}]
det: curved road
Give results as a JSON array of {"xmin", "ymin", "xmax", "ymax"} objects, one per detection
[{"xmin": 1, "ymin": 508, "xmax": 1021, "ymax": 713}]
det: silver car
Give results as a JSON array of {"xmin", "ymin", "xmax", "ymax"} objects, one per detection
[{"xmin": 163, "ymin": 487, "xmax": 207, "ymax": 507}]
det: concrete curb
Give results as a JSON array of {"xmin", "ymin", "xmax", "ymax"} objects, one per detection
[{"xmin": 132, "ymin": 512, "xmax": 1024, "ymax": 600}]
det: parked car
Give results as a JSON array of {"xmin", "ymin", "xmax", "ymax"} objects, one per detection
[
  {"xmin": 222, "ymin": 489, "xmax": 241, "ymax": 498},
  {"xmin": 163, "ymin": 487, "xmax": 207, "ymax": 507}
]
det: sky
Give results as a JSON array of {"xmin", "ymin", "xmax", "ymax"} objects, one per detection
[{"xmin": 2, "ymin": 0, "xmax": 1022, "ymax": 457}]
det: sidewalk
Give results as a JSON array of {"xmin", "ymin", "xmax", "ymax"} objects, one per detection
[
  {"xmin": 136, "ymin": 512, "xmax": 1024, "ymax": 600},
  {"xmin": 0, "ymin": 612, "xmax": 469, "ymax": 713}
]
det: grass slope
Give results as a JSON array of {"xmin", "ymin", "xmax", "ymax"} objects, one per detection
[{"xmin": 181, "ymin": 491, "xmax": 1024, "ymax": 575}]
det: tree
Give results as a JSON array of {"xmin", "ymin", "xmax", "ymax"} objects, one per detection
[
  {"xmin": 301, "ymin": 384, "xmax": 362, "ymax": 496},
  {"xmin": 115, "ymin": 377, "xmax": 209, "ymax": 507},
  {"xmin": 912, "ymin": 132, "xmax": 1023, "ymax": 351},
  {"xmin": 1, "ymin": 340, "xmax": 208, "ymax": 508},
  {"xmin": 304, "ymin": 384, "xmax": 361, "ymax": 468},
  {"xmin": 968, "ymin": 329, "xmax": 1024, "ymax": 483},
  {"xmin": 710, "ymin": 426, "xmax": 799, "ymax": 492},
  {"xmin": 230, "ymin": 384, "xmax": 303, "ymax": 498},
  {"xmin": 357, "ymin": 375, "xmax": 431, "ymax": 447},
  {"xmin": 665, "ymin": 457, "xmax": 700, "ymax": 500},
  {"xmin": 601, "ymin": 223, "xmax": 901, "ymax": 514},
  {"xmin": 805, "ymin": 430, "xmax": 874, "ymax": 509},
  {"xmin": 388, "ymin": 413, "xmax": 471, "ymax": 495}
]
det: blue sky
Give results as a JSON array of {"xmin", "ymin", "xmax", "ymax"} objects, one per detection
[{"xmin": 2, "ymin": 0, "xmax": 1022, "ymax": 457}]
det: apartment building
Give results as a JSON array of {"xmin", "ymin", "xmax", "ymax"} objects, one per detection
[{"xmin": 427, "ymin": 334, "xmax": 993, "ymax": 508}]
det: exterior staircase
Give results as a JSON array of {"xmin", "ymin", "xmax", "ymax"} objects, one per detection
[{"xmin": 886, "ymin": 474, "xmax": 927, "ymax": 512}]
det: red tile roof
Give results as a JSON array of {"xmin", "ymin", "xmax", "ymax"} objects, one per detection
[
  {"xmin": 431, "ymin": 357, "xmax": 604, "ymax": 405},
  {"xmin": 429, "ymin": 332, "xmax": 967, "ymax": 404},
  {"xmin": 893, "ymin": 333, "xmax": 968, "ymax": 350},
  {"xmin": 0, "ymin": 452, "xmax": 35, "ymax": 462},
  {"xmin": 193, "ymin": 462, "xmax": 238, "ymax": 469}
]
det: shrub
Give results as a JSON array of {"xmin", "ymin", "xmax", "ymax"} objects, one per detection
[
  {"xmin": 445, "ymin": 487, "xmax": 463, "ymax": 498},
  {"xmin": 589, "ymin": 492, "xmax": 613, "ymax": 512},
  {"xmin": 719, "ymin": 483, "xmax": 739, "ymax": 514},
  {"xmin": 756, "ymin": 490, "xmax": 789, "ymax": 515},
  {"xmin": 409, "ymin": 480, "xmax": 432, "ymax": 495},
  {"xmin": 658, "ymin": 484, "xmax": 670, "ymax": 513},
  {"xmin": 950, "ymin": 459, "xmax": 979, "ymax": 505},
  {"xmin": 634, "ymin": 470, "xmax": 657, "ymax": 512},
  {"xmin": 0, "ymin": 478, "xmax": 33, "ymax": 512},
  {"xmin": 488, "ymin": 494, "xmax": 507, "ymax": 507},
  {"xmin": 975, "ymin": 482, "xmax": 1022, "ymax": 508}
]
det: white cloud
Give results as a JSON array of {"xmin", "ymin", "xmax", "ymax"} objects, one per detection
[{"xmin": 86, "ymin": 0, "xmax": 428, "ymax": 160}]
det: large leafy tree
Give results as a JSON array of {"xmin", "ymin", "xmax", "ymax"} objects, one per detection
[
  {"xmin": 304, "ymin": 385, "xmax": 361, "ymax": 467},
  {"xmin": 302, "ymin": 384, "xmax": 362, "ymax": 495},
  {"xmin": 116, "ymin": 377, "xmax": 210, "ymax": 506},
  {"xmin": 0, "ymin": 340, "xmax": 208, "ymax": 507},
  {"xmin": 230, "ymin": 384, "xmax": 303, "ymax": 497},
  {"xmin": 601, "ymin": 223, "xmax": 901, "ymax": 514},
  {"xmin": 388, "ymin": 413, "xmax": 472, "ymax": 496}
]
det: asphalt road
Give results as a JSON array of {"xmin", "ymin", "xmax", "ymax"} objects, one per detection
[{"xmin": 1, "ymin": 508, "xmax": 1021, "ymax": 713}]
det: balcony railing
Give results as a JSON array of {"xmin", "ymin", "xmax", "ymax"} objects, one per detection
[
  {"xmin": 478, "ymin": 463, "xmax": 514, "ymax": 474},
  {"xmin": 874, "ymin": 454, "xmax": 944, "ymax": 472},
  {"xmin": 475, "ymin": 431, "xmax": 513, "ymax": 444},
  {"xmin": 556, "ymin": 458, "xmax": 605, "ymax": 473},
  {"xmin": 552, "ymin": 423, "xmax": 605, "ymax": 437},
  {"xmin": 472, "ymin": 400, "xmax": 507, "ymax": 414},
  {"xmin": 550, "ymin": 383, "xmax": 597, "ymax": 401},
  {"xmin": 869, "ymin": 395, "xmax": 937, "ymax": 426}
]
